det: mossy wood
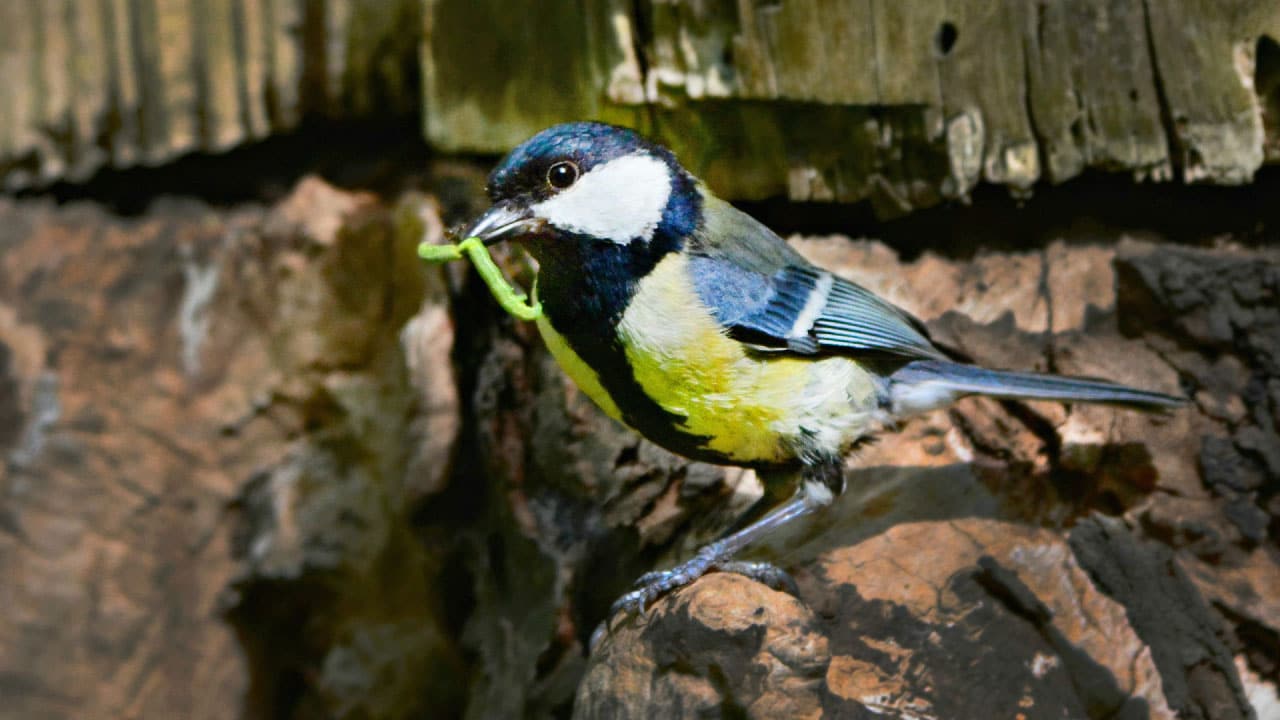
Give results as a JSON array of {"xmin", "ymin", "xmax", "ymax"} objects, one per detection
[
  {"xmin": 422, "ymin": 0, "xmax": 1280, "ymax": 214},
  {"xmin": 0, "ymin": 0, "xmax": 419, "ymax": 189},
  {"xmin": 3, "ymin": 1, "xmax": 1278, "ymax": 212}
]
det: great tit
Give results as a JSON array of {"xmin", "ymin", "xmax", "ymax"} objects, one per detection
[{"xmin": 461, "ymin": 121, "xmax": 1183, "ymax": 617}]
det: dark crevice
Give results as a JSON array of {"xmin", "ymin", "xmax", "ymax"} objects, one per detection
[
  {"xmin": 1139, "ymin": 0, "xmax": 1183, "ymax": 178},
  {"xmin": 59, "ymin": 1, "xmax": 81, "ymax": 157},
  {"xmin": 707, "ymin": 664, "xmax": 749, "ymax": 720},
  {"xmin": 97, "ymin": 0, "xmax": 126, "ymax": 160},
  {"xmin": 1034, "ymin": 1, "xmax": 1050, "ymax": 60},
  {"xmin": 934, "ymin": 22, "xmax": 958, "ymax": 57},
  {"xmin": 1002, "ymin": 399, "xmax": 1063, "ymax": 465},
  {"xmin": 628, "ymin": 0, "xmax": 652, "ymax": 87},
  {"xmin": 628, "ymin": 0, "xmax": 660, "ymax": 135},
  {"xmin": 190, "ymin": 0, "xmax": 212, "ymax": 148},
  {"xmin": 1213, "ymin": 601, "xmax": 1280, "ymax": 682},
  {"xmin": 299, "ymin": 0, "xmax": 330, "ymax": 117},
  {"xmin": 737, "ymin": 166, "xmax": 1280, "ymax": 261},
  {"xmin": 974, "ymin": 556, "xmax": 1146, "ymax": 719},
  {"xmin": 126, "ymin": 0, "xmax": 165, "ymax": 155},
  {"xmin": 260, "ymin": 0, "xmax": 285, "ymax": 127},
  {"xmin": 1069, "ymin": 517, "xmax": 1252, "ymax": 720},
  {"xmin": 17, "ymin": 117, "xmax": 430, "ymax": 214},
  {"xmin": 1257, "ymin": 35, "xmax": 1280, "ymax": 159},
  {"xmin": 0, "ymin": 343, "xmax": 24, "ymax": 452},
  {"xmin": 1021, "ymin": 24, "xmax": 1051, "ymax": 187}
]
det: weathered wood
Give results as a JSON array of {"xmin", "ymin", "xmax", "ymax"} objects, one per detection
[
  {"xmin": 0, "ymin": 0, "xmax": 419, "ymax": 190},
  {"xmin": 423, "ymin": 0, "xmax": 1280, "ymax": 213},
  {"xmin": 421, "ymin": 0, "xmax": 640, "ymax": 152},
  {"xmin": 4, "ymin": 1, "xmax": 1277, "ymax": 207},
  {"xmin": 1144, "ymin": 0, "xmax": 1272, "ymax": 183}
]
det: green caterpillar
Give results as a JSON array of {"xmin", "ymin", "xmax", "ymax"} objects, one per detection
[{"xmin": 418, "ymin": 237, "xmax": 543, "ymax": 321}]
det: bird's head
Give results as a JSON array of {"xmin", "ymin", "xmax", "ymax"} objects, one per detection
[{"xmin": 462, "ymin": 122, "xmax": 699, "ymax": 253}]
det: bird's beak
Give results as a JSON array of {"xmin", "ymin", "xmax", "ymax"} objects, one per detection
[{"xmin": 462, "ymin": 202, "xmax": 544, "ymax": 246}]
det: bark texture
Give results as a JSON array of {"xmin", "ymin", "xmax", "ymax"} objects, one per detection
[
  {"xmin": 0, "ymin": 175, "xmax": 465, "ymax": 719},
  {"xmin": 566, "ymin": 234, "xmax": 1280, "ymax": 719},
  {"xmin": 1, "ymin": 162, "xmax": 1279, "ymax": 720}
]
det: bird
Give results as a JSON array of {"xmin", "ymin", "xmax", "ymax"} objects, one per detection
[{"xmin": 459, "ymin": 120, "xmax": 1184, "ymax": 619}]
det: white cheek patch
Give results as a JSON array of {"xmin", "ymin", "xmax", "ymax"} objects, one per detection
[{"xmin": 531, "ymin": 154, "xmax": 672, "ymax": 244}]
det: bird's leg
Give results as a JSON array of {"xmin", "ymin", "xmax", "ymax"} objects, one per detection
[{"xmin": 609, "ymin": 459, "xmax": 844, "ymax": 618}]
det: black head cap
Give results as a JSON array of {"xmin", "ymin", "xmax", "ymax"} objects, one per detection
[
  {"xmin": 487, "ymin": 122, "xmax": 680, "ymax": 203},
  {"xmin": 464, "ymin": 122, "xmax": 699, "ymax": 246}
]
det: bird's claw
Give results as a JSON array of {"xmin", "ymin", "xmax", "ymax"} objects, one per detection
[
  {"xmin": 606, "ymin": 552, "xmax": 798, "ymax": 621},
  {"xmin": 715, "ymin": 560, "xmax": 800, "ymax": 596},
  {"xmin": 608, "ymin": 551, "xmax": 716, "ymax": 619}
]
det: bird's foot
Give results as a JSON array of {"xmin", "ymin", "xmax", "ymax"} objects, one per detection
[
  {"xmin": 590, "ymin": 557, "xmax": 800, "ymax": 653},
  {"xmin": 715, "ymin": 560, "xmax": 799, "ymax": 596},
  {"xmin": 608, "ymin": 546, "xmax": 797, "ymax": 620}
]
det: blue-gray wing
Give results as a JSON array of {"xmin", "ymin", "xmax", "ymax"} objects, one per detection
[
  {"xmin": 690, "ymin": 257, "xmax": 945, "ymax": 359},
  {"xmin": 688, "ymin": 195, "xmax": 945, "ymax": 360}
]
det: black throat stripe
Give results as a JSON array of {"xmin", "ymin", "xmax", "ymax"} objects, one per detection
[{"xmin": 529, "ymin": 234, "xmax": 737, "ymax": 465}]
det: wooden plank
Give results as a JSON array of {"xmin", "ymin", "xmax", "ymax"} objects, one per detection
[
  {"xmin": 419, "ymin": 0, "xmax": 1280, "ymax": 212},
  {"xmin": 937, "ymin": 0, "xmax": 1039, "ymax": 191},
  {"xmin": 104, "ymin": 0, "xmax": 143, "ymax": 168},
  {"xmin": 1237, "ymin": 0, "xmax": 1280, "ymax": 163},
  {"xmin": 0, "ymin": 0, "xmax": 420, "ymax": 187},
  {"xmin": 645, "ymin": 0, "xmax": 880, "ymax": 103},
  {"xmin": 4, "ymin": 0, "xmax": 1280, "ymax": 206},
  {"xmin": 1022, "ymin": 0, "xmax": 1086, "ymax": 182},
  {"xmin": 1067, "ymin": 0, "xmax": 1171, "ymax": 179},
  {"xmin": 652, "ymin": 103, "xmax": 920, "ymax": 209},
  {"xmin": 1145, "ymin": 0, "xmax": 1265, "ymax": 183},
  {"xmin": 36, "ymin": 0, "xmax": 74, "ymax": 180},
  {"xmin": 195, "ymin": 0, "xmax": 245, "ymax": 150},
  {"xmin": 154, "ymin": 0, "xmax": 198, "ymax": 156},
  {"xmin": 0, "ymin": 2, "xmax": 39, "ymax": 187},
  {"xmin": 234, "ymin": 0, "xmax": 271, "ymax": 140},
  {"xmin": 264, "ymin": 0, "xmax": 302, "ymax": 128},
  {"xmin": 66, "ymin": 0, "xmax": 111, "ymax": 181},
  {"xmin": 339, "ymin": 0, "xmax": 421, "ymax": 117},
  {"xmin": 645, "ymin": 0, "xmax": 739, "ymax": 101},
  {"xmin": 422, "ymin": 0, "xmax": 639, "ymax": 152},
  {"xmin": 870, "ymin": 0, "xmax": 944, "ymax": 106},
  {"xmin": 128, "ymin": 0, "xmax": 170, "ymax": 163}
]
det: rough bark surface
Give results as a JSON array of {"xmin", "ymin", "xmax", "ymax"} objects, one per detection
[
  {"xmin": 3, "ymin": 164, "xmax": 1280, "ymax": 719},
  {"xmin": 566, "ymin": 235, "xmax": 1280, "ymax": 719},
  {"xmin": 2, "ymin": 149, "xmax": 1280, "ymax": 719},
  {"xmin": 0, "ymin": 176, "xmax": 464, "ymax": 719}
]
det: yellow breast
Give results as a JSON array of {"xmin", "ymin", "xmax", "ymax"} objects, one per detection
[
  {"xmin": 613, "ymin": 253, "xmax": 882, "ymax": 464},
  {"xmin": 535, "ymin": 312, "xmax": 624, "ymax": 421}
]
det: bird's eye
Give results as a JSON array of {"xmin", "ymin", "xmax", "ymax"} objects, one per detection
[{"xmin": 546, "ymin": 161, "xmax": 580, "ymax": 190}]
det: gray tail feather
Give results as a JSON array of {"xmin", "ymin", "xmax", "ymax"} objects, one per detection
[{"xmin": 892, "ymin": 360, "xmax": 1185, "ymax": 410}]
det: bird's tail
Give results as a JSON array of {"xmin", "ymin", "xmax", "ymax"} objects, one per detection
[{"xmin": 888, "ymin": 359, "xmax": 1185, "ymax": 415}]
